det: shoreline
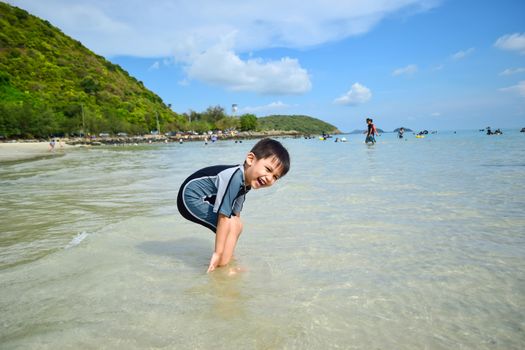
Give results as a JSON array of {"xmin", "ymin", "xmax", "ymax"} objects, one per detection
[
  {"xmin": 0, "ymin": 141, "xmax": 74, "ymax": 163},
  {"xmin": 64, "ymin": 130, "xmax": 306, "ymax": 146},
  {"xmin": 0, "ymin": 131, "xmax": 307, "ymax": 163}
]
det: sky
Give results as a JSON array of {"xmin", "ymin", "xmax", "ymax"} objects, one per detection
[{"xmin": 7, "ymin": 0, "xmax": 525, "ymax": 131}]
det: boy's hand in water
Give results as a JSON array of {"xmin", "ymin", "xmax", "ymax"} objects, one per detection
[{"xmin": 207, "ymin": 252, "xmax": 221, "ymax": 273}]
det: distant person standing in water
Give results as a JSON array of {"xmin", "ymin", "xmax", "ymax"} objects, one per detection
[
  {"xmin": 398, "ymin": 127, "xmax": 405, "ymax": 139},
  {"xmin": 365, "ymin": 118, "xmax": 379, "ymax": 144}
]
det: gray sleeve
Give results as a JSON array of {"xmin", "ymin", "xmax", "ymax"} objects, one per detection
[
  {"xmin": 232, "ymin": 194, "xmax": 246, "ymax": 215},
  {"xmin": 217, "ymin": 169, "xmax": 243, "ymax": 217}
]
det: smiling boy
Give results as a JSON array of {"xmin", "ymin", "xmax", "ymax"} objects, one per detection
[{"xmin": 177, "ymin": 138, "xmax": 290, "ymax": 273}]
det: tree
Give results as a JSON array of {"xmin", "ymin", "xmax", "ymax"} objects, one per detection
[
  {"xmin": 80, "ymin": 76, "xmax": 100, "ymax": 94},
  {"xmin": 215, "ymin": 116, "xmax": 239, "ymax": 131},
  {"xmin": 239, "ymin": 114, "xmax": 257, "ymax": 131},
  {"xmin": 202, "ymin": 105, "xmax": 226, "ymax": 123}
]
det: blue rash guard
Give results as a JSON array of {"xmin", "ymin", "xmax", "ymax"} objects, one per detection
[{"xmin": 177, "ymin": 165, "xmax": 250, "ymax": 232}]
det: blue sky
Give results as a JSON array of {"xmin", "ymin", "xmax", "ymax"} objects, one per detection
[{"xmin": 8, "ymin": 0, "xmax": 525, "ymax": 131}]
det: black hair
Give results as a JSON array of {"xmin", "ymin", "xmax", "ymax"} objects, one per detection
[{"xmin": 250, "ymin": 138, "xmax": 290, "ymax": 177}]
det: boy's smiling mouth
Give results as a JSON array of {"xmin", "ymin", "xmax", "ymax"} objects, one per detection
[{"xmin": 257, "ymin": 177, "xmax": 266, "ymax": 187}]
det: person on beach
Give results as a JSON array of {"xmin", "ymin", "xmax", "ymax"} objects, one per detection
[
  {"xmin": 365, "ymin": 118, "xmax": 379, "ymax": 144},
  {"xmin": 48, "ymin": 139, "xmax": 56, "ymax": 152},
  {"xmin": 177, "ymin": 138, "xmax": 290, "ymax": 273}
]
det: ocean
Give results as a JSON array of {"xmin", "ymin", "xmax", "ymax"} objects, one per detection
[{"xmin": 1, "ymin": 130, "xmax": 524, "ymax": 349}]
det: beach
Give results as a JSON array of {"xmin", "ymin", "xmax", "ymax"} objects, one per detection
[
  {"xmin": 0, "ymin": 141, "xmax": 72, "ymax": 162},
  {"xmin": 0, "ymin": 131, "xmax": 305, "ymax": 163},
  {"xmin": 1, "ymin": 130, "xmax": 524, "ymax": 349}
]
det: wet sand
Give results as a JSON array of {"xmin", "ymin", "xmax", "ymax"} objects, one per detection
[{"xmin": 0, "ymin": 141, "xmax": 71, "ymax": 162}]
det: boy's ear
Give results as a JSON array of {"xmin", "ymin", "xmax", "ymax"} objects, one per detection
[{"xmin": 245, "ymin": 152, "xmax": 256, "ymax": 166}]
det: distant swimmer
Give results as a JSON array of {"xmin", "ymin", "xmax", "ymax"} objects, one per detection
[
  {"xmin": 398, "ymin": 127, "xmax": 405, "ymax": 139},
  {"xmin": 365, "ymin": 118, "xmax": 379, "ymax": 144},
  {"xmin": 486, "ymin": 127, "xmax": 503, "ymax": 135}
]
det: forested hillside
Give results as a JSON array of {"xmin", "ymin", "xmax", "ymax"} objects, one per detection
[
  {"xmin": 0, "ymin": 2, "xmax": 185, "ymax": 138},
  {"xmin": 258, "ymin": 115, "xmax": 339, "ymax": 134}
]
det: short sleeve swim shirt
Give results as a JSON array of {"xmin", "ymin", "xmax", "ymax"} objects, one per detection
[{"xmin": 177, "ymin": 165, "xmax": 249, "ymax": 231}]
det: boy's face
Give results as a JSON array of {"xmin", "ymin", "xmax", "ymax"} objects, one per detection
[{"xmin": 244, "ymin": 153, "xmax": 283, "ymax": 189}]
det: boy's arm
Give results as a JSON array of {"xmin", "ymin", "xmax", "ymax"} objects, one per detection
[
  {"xmin": 207, "ymin": 214, "xmax": 229, "ymax": 273},
  {"xmin": 219, "ymin": 214, "xmax": 242, "ymax": 267},
  {"xmin": 207, "ymin": 214, "xmax": 242, "ymax": 272}
]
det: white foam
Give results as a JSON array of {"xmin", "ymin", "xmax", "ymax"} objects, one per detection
[{"xmin": 65, "ymin": 232, "xmax": 89, "ymax": 249}]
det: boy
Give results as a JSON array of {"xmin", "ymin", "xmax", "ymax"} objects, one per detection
[
  {"xmin": 177, "ymin": 138, "xmax": 290, "ymax": 273},
  {"xmin": 365, "ymin": 118, "xmax": 379, "ymax": 144}
]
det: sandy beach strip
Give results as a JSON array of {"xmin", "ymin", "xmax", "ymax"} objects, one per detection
[{"xmin": 0, "ymin": 141, "xmax": 72, "ymax": 162}]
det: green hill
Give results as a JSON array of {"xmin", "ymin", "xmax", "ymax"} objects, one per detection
[
  {"xmin": 258, "ymin": 115, "xmax": 339, "ymax": 134},
  {"xmin": 0, "ymin": 2, "xmax": 185, "ymax": 138},
  {"xmin": 393, "ymin": 127, "xmax": 413, "ymax": 132}
]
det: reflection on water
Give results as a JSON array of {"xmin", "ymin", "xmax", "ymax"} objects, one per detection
[{"xmin": 1, "ymin": 131, "xmax": 524, "ymax": 349}]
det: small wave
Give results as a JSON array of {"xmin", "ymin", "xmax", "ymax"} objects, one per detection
[{"xmin": 65, "ymin": 232, "xmax": 89, "ymax": 249}]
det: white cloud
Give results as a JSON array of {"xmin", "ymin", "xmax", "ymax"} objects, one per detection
[
  {"xmin": 8, "ymin": 0, "xmax": 439, "ymax": 94},
  {"xmin": 334, "ymin": 83, "xmax": 372, "ymax": 105},
  {"xmin": 451, "ymin": 48, "xmax": 475, "ymax": 60},
  {"xmin": 392, "ymin": 64, "xmax": 418, "ymax": 76},
  {"xmin": 431, "ymin": 112, "xmax": 441, "ymax": 117},
  {"xmin": 185, "ymin": 36, "xmax": 311, "ymax": 94},
  {"xmin": 8, "ymin": 0, "xmax": 440, "ymax": 57},
  {"xmin": 499, "ymin": 67, "xmax": 525, "ymax": 76},
  {"xmin": 148, "ymin": 61, "xmax": 160, "ymax": 70},
  {"xmin": 494, "ymin": 33, "xmax": 525, "ymax": 55},
  {"xmin": 500, "ymin": 81, "xmax": 525, "ymax": 98},
  {"xmin": 241, "ymin": 101, "xmax": 290, "ymax": 114}
]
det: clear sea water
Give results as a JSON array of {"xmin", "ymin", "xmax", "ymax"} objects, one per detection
[{"xmin": 1, "ymin": 130, "xmax": 524, "ymax": 349}]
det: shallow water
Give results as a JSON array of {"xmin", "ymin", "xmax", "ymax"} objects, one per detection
[{"xmin": 1, "ymin": 131, "xmax": 524, "ymax": 349}]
